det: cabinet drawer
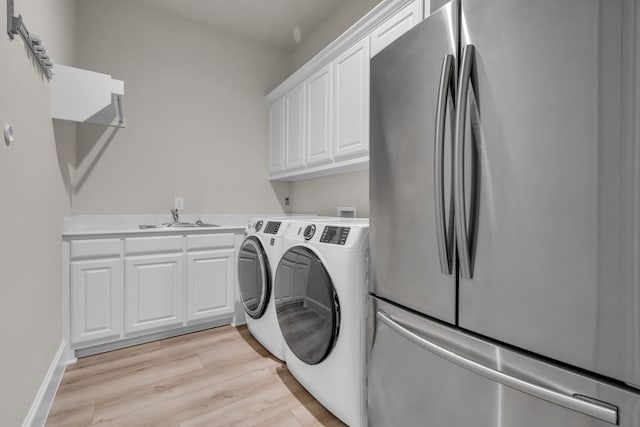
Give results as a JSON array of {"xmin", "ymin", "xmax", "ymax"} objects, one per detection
[
  {"xmin": 125, "ymin": 235, "xmax": 183, "ymax": 255},
  {"xmin": 186, "ymin": 233, "xmax": 235, "ymax": 251},
  {"xmin": 70, "ymin": 238, "xmax": 122, "ymax": 259}
]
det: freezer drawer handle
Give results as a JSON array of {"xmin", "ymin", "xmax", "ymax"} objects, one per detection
[
  {"xmin": 377, "ymin": 311, "xmax": 619, "ymax": 425},
  {"xmin": 434, "ymin": 54, "xmax": 455, "ymax": 275},
  {"xmin": 454, "ymin": 44, "xmax": 476, "ymax": 279}
]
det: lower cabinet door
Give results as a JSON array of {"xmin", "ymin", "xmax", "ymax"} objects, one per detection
[
  {"xmin": 186, "ymin": 248, "xmax": 235, "ymax": 323},
  {"xmin": 70, "ymin": 258, "xmax": 124, "ymax": 345},
  {"xmin": 125, "ymin": 253, "xmax": 185, "ymax": 334}
]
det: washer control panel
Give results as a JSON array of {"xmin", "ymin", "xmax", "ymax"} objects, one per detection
[
  {"xmin": 320, "ymin": 226, "xmax": 350, "ymax": 245},
  {"xmin": 264, "ymin": 221, "xmax": 281, "ymax": 234}
]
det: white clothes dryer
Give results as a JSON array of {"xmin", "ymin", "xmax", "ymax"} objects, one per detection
[
  {"xmin": 274, "ymin": 218, "xmax": 369, "ymax": 427},
  {"xmin": 237, "ymin": 217, "xmax": 291, "ymax": 361}
]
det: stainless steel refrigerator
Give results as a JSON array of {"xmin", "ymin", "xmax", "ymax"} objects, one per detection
[{"xmin": 368, "ymin": 0, "xmax": 640, "ymax": 425}]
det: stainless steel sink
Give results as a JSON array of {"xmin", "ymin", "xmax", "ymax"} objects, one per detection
[{"xmin": 139, "ymin": 221, "xmax": 220, "ymax": 229}]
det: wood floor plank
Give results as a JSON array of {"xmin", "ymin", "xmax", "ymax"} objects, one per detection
[
  {"xmin": 92, "ymin": 355, "xmax": 280, "ymax": 423},
  {"xmin": 291, "ymin": 400, "xmax": 347, "ymax": 426},
  {"xmin": 46, "ymin": 400, "xmax": 96, "ymax": 427},
  {"xmin": 64, "ymin": 326, "xmax": 240, "ymax": 385},
  {"xmin": 94, "ymin": 368, "xmax": 277, "ymax": 427},
  {"xmin": 65, "ymin": 340, "xmax": 162, "ymax": 371},
  {"xmin": 47, "ymin": 325, "xmax": 343, "ymax": 426},
  {"xmin": 54, "ymin": 355, "xmax": 204, "ymax": 410},
  {"xmin": 179, "ymin": 373, "xmax": 294, "ymax": 427},
  {"xmin": 254, "ymin": 410, "xmax": 303, "ymax": 427}
]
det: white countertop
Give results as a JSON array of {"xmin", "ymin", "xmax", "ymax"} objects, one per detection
[{"xmin": 62, "ymin": 213, "xmax": 314, "ymax": 238}]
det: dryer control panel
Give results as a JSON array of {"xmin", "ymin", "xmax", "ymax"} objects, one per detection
[{"xmin": 320, "ymin": 226, "xmax": 350, "ymax": 245}]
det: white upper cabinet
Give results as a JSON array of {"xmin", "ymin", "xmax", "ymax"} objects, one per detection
[
  {"xmin": 306, "ymin": 64, "xmax": 334, "ymax": 166},
  {"xmin": 333, "ymin": 38, "xmax": 370, "ymax": 160},
  {"xmin": 370, "ymin": 0, "xmax": 424, "ymax": 56},
  {"xmin": 265, "ymin": 0, "xmax": 424, "ymax": 181},
  {"xmin": 285, "ymin": 83, "xmax": 306, "ymax": 170},
  {"xmin": 268, "ymin": 98, "xmax": 285, "ymax": 174}
]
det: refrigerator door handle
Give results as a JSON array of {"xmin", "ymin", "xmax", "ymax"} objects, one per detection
[
  {"xmin": 377, "ymin": 310, "xmax": 619, "ymax": 425},
  {"xmin": 434, "ymin": 54, "xmax": 455, "ymax": 275},
  {"xmin": 454, "ymin": 44, "xmax": 475, "ymax": 279}
]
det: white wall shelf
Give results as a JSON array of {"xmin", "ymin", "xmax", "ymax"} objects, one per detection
[{"xmin": 52, "ymin": 64, "xmax": 125, "ymax": 127}]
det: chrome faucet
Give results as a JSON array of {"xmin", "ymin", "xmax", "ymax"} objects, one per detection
[{"xmin": 171, "ymin": 208, "xmax": 179, "ymax": 223}]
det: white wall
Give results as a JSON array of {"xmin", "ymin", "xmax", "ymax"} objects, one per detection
[
  {"xmin": 288, "ymin": 0, "xmax": 380, "ymax": 217},
  {"xmin": 291, "ymin": 171, "xmax": 369, "ymax": 217},
  {"xmin": 71, "ymin": 0, "xmax": 292, "ymax": 215},
  {"xmin": 0, "ymin": 0, "xmax": 76, "ymax": 424},
  {"xmin": 291, "ymin": 0, "xmax": 382, "ymax": 71}
]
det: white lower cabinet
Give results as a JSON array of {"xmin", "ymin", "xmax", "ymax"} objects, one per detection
[
  {"xmin": 70, "ymin": 258, "xmax": 123, "ymax": 345},
  {"xmin": 67, "ymin": 232, "xmax": 239, "ymax": 355},
  {"xmin": 186, "ymin": 248, "xmax": 235, "ymax": 323},
  {"xmin": 125, "ymin": 252, "xmax": 185, "ymax": 334}
]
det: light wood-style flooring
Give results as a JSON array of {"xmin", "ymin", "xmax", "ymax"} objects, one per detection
[{"xmin": 46, "ymin": 325, "xmax": 345, "ymax": 427}]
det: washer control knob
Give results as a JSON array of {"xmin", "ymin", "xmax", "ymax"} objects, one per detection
[
  {"xmin": 254, "ymin": 220, "xmax": 263, "ymax": 232},
  {"xmin": 303, "ymin": 224, "xmax": 316, "ymax": 240}
]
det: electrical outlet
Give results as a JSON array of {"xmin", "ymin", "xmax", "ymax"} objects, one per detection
[
  {"xmin": 174, "ymin": 197, "xmax": 184, "ymax": 210},
  {"xmin": 284, "ymin": 197, "xmax": 290, "ymax": 206}
]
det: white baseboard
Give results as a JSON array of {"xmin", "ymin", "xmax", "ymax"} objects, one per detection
[{"xmin": 22, "ymin": 340, "xmax": 66, "ymax": 427}]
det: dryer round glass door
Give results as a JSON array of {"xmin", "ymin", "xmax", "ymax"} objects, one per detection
[
  {"xmin": 274, "ymin": 246, "xmax": 340, "ymax": 365},
  {"xmin": 237, "ymin": 236, "xmax": 271, "ymax": 319}
]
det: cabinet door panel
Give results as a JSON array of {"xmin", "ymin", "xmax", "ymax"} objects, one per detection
[
  {"xmin": 269, "ymin": 98, "xmax": 285, "ymax": 174},
  {"xmin": 285, "ymin": 83, "xmax": 306, "ymax": 170},
  {"xmin": 125, "ymin": 253, "xmax": 184, "ymax": 334},
  {"xmin": 334, "ymin": 38, "xmax": 370, "ymax": 160},
  {"xmin": 187, "ymin": 249, "xmax": 235, "ymax": 322},
  {"xmin": 70, "ymin": 258, "xmax": 123, "ymax": 345},
  {"xmin": 306, "ymin": 64, "xmax": 333, "ymax": 166}
]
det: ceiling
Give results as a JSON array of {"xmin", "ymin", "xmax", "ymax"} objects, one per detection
[{"xmin": 137, "ymin": 0, "xmax": 347, "ymax": 52}]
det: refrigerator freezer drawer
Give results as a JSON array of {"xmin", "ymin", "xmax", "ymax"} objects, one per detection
[{"xmin": 368, "ymin": 296, "xmax": 640, "ymax": 427}]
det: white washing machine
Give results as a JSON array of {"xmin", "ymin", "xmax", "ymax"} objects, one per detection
[
  {"xmin": 237, "ymin": 217, "xmax": 291, "ymax": 361},
  {"xmin": 274, "ymin": 218, "xmax": 369, "ymax": 427}
]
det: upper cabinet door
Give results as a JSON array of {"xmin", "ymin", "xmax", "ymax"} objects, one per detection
[
  {"xmin": 370, "ymin": 0, "xmax": 424, "ymax": 57},
  {"xmin": 306, "ymin": 64, "xmax": 333, "ymax": 166},
  {"xmin": 268, "ymin": 98, "xmax": 285, "ymax": 174},
  {"xmin": 333, "ymin": 38, "xmax": 370, "ymax": 160},
  {"xmin": 285, "ymin": 82, "xmax": 306, "ymax": 170}
]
